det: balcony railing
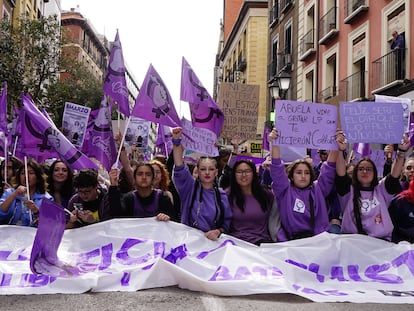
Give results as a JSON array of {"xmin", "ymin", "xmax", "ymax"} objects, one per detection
[
  {"xmin": 339, "ymin": 71, "xmax": 367, "ymax": 101},
  {"xmin": 299, "ymin": 29, "xmax": 316, "ymax": 61},
  {"xmin": 281, "ymin": 0, "xmax": 293, "ymax": 14},
  {"xmin": 319, "ymin": 6, "xmax": 338, "ymax": 45},
  {"xmin": 278, "ymin": 46, "xmax": 292, "ymax": 71},
  {"xmin": 237, "ymin": 52, "xmax": 247, "ymax": 71},
  {"xmin": 318, "ymin": 85, "xmax": 337, "ymax": 102},
  {"xmin": 344, "ymin": 0, "xmax": 368, "ymax": 24},
  {"xmin": 372, "ymin": 49, "xmax": 406, "ymax": 93},
  {"xmin": 267, "ymin": 60, "xmax": 278, "ymax": 81},
  {"xmin": 269, "ymin": 4, "xmax": 279, "ymax": 26}
]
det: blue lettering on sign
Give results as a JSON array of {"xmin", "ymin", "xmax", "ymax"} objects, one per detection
[{"xmin": 67, "ymin": 103, "xmax": 89, "ymax": 113}]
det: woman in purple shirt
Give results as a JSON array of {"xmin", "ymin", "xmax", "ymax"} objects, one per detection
[
  {"xmin": 335, "ymin": 131, "xmax": 409, "ymax": 240},
  {"xmin": 226, "ymin": 159, "xmax": 280, "ymax": 245},
  {"xmin": 269, "ymin": 128, "xmax": 340, "ymax": 241},
  {"xmin": 171, "ymin": 127, "xmax": 232, "ymax": 241}
]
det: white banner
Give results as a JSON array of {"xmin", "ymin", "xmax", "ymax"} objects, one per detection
[{"xmin": 1, "ymin": 219, "xmax": 414, "ymax": 303}]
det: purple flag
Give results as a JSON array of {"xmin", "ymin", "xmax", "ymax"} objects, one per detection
[
  {"xmin": 154, "ymin": 125, "xmax": 172, "ymax": 157},
  {"xmin": 0, "ymin": 82, "xmax": 8, "ymax": 134},
  {"xmin": 30, "ymin": 198, "xmax": 80, "ymax": 277},
  {"xmin": 103, "ymin": 30, "xmax": 129, "ymax": 116},
  {"xmin": 81, "ymin": 108, "xmax": 98, "ymax": 155},
  {"xmin": 21, "ymin": 94, "xmax": 99, "ymax": 170},
  {"xmin": 262, "ymin": 124, "xmax": 271, "ymax": 151},
  {"xmin": 180, "ymin": 57, "xmax": 224, "ymax": 137},
  {"xmin": 132, "ymin": 64, "xmax": 182, "ymax": 128},
  {"xmin": 87, "ymin": 96, "xmax": 117, "ymax": 171},
  {"xmin": 353, "ymin": 143, "xmax": 371, "ymax": 157}
]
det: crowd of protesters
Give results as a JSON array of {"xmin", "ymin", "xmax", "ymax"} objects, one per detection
[{"xmin": 0, "ymin": 126, "xmax": 413, "ymax": 245}]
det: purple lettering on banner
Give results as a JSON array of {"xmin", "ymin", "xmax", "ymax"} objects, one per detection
[
  {"xmin": 76, "ymin": 248, "xmax": 101, "ymax": 273},
  {"xmin": 116, "ymin": 238, "xmax": 148, "ymax": 265},
  {"xmin": 365, "ymin": 263, "xmax": 402, "ymax": 284},
  {"xmin": 251, "ymin": 266, "xmax": 283, "ymax": 278},
  {"xmin": 0, "ymin": 273, "xmax": 12, "ymax": 287},
  {"xmin": 121, "ymin": 272, "xmax": 131, "ymax": 286},
  {"xmin": 392, "ymin": 250, "xmax": 414, "ymax": 276},
  {"xmin": 196, "ymin": 239, "xmax": 236, "ymax": 259},
  {"xmin": 0, "ymin": 250, "xmax": 28, "ymax": 261},
  {"xmin": 99, "ymin": 244, "xmax": 113, "ymax": 271},
  {"xmin": 209, "ymin": 265, "xmax": 232, "ymax": 281},
  {"xmin": 19, "ymin": 274, "xmax": 56, "ymax": 287},
  {"xmin": 164, "ymin": 244, "xmax": 188, "ymax": 264},
  {"xmin": 330, "ymin": 266, "xmax": 348, "ymax": 282},
  {"xmin": 285, "ymin": 259, "xmax": 307, "ymax": 270},
  {"xmin": 308, "ymin": 263, "xmax": 325, "ymax": 283},
  {"xmin": 0, "ymin": 251, "xmax": 12, "ymax": 261},
  {"xmin": 234, "ymin": 266, "xmax": 252, "ymax": 280},
  {"xmin": 348, "ymin": 265, "xmax": 365, "ymax": 282},
  {"xmin": 301, "ymin": 287, "xmax": 328, "ymax": 296},
  {"xmin": 324, "ymin": 290, "xmax": 348, "ymax": 296}
]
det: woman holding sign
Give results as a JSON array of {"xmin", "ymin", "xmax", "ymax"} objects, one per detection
[
  {"xmin": 171, "ymin": 127, "xmax": 232, "ymax": 241},
  {"xmin": 335, "ymin": 131, "xmax": 409, "ymax": 241},
  {"xmin": 268, "ymin": 128, "xmax": 340, "ymax": 241}
]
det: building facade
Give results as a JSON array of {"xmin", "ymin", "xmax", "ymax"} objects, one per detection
[{"xmin": 217, "ymin": 0, "xmax": 269, "ymax": 154}]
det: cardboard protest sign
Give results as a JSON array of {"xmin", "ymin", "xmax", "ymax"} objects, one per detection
[
  {"xmin": 217, "ymin": 83, "xmax": 260, "ymax": 140},
  {"xmin": 340, "ymin": 101, "xmax": 404, "ymax": 144},
  {"xmin": 274, "ymin": 100, "xmax": 338, "ymax": 150}
]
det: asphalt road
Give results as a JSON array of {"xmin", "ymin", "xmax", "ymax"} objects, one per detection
[{"xmin": 1, "ymin": 286, "xmax": 413, "ymax": 311}]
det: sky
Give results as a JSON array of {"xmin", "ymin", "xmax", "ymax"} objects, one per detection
[{"xmin": 60, "ymin": 0, "xmax": 223, "ymax": 118}]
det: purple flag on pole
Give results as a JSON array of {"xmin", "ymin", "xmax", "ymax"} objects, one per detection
[
  {"xmin": 21, "ymin": 94, "xmax": 99, "ymax": 170},
  {"xmin": 180, "ymin": 57, "xmax": 224, "ymax": 137},
  {"xmin": 154, "ymin": 125, "xmax": 172, "ymax": 157},
  {"xmin": 262, "ymin": 125, "xmax": 271, "ymax": 151},
  {"xmin": 353, "ymin": 143, "xmax": 371, "ymax": 157},
  {"xmin": 0, "ymin": 82, "xmax": 8, "ymax": 134},
  {"xmin": 87, "ymin": 96, "xmax": 117, "ymax": 172},
  {"xmin": 103, "ymin": 30, "xmax": 130, "ymax": 116},
  {"xmin": 131, "ymin": 64, "xmax": 182, "ymax": 128}
]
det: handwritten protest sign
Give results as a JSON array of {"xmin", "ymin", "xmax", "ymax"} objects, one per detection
[
  {"xmin": 181, "ymin": 118, "xmax": 218, "ymax": 156},
  {"xmin": 217, "ymin": 83, "xmax": 259, "ymax": 140},
  {"xmin": 340, "ymin": 101, "xmax": 404, "ymax": 143},
  {"xmin": 375, "ymin": 94, "xmax": 412, "ymax": 133},
  {"xmin": 274, "ymin": 100, "xmax": 337, "ymax": 150}
]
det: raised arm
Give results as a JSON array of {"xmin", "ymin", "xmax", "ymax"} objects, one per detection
[
  {"xmin": 172, "ymin": 127, "xmax": 184, "ymax": 167},
  {"xmin": 391, "ymin": 134, "xmax": 410, "ymax": 178},
  {"xmin": 335, "ymin": 129, "xmax": 348, "ymax": 177},
  {"xmin": 268, "ymin": 128, "xmax": 280, "ymax": 159}
]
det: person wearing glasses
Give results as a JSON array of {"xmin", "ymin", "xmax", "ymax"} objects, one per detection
[
  {"xmin": 335, "ymin": 131, "xmax": 409, "ymax": 240},
  {"xmin": 268, "ymin": 128, "xmax": 341, "ymax": 241},
  {"xmin": 226, "ymin": 159, "xmax": 280, "ymax": 245},
  {"xmin": 171, "ymin": 127, "xmax": 232, "ymax": 241},
  {"xmin": 66, "ymin": 169, "xmax": 109, "ymax": 229}
]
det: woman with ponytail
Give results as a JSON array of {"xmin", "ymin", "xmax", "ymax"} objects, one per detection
[{"xmin": 171, "ymin": 127, "xmax": 232, "ymax": 241}]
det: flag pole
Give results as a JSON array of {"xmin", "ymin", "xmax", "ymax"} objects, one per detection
[
  {"xmin": 112, "ymin": 116, "xmax": 131, "ymax": 169},
  {"xmin": 3, "ymin": 135, "xmax": 7, "ymax": 185},
  {"xmin": 24, "ymin": 156, "xmax": 32, "ymax": 224}
]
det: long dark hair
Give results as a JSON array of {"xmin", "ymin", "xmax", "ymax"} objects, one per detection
[
  {"xmin": 16, "ymin": 158, "xmax": 47, "ymax": 194},
  {"xmin": 351, "ymin": 157, "xmax": 378, "ymax": 234},
  {"xmin": 47, "ymin": 159, "xmax": 74, "ymax": 199},
  {"xmin": 228, "ymin": 160, "xmax": 271, "ymax": 212},
  {"xmin": 286, "ymin": 159, "xmax": 315, "ymax": 188}
]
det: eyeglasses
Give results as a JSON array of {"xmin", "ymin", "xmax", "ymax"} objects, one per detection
[
  {"xmin": 78, "ymin": 187, "xmax": 95, "ymax": 195},
  {"xmin": 235, "ymin": 169, "xmax": 253, "ymax": 176},
  {"xmin": 357, "ymin": 167, "xmax": 374, "ymax": 173}
]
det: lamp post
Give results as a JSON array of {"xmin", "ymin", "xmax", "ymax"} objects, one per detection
[{"xmin": 277, "ymin": 70, "xmax": 291, "ymax": 99}]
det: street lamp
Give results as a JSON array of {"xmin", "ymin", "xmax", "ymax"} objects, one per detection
[
  {"xmin": 277, "ymin": 70, "xmax": 291, "ymax": 96},
  {"xmin": 269, "ymin": 79, "xmax": 280, "ymax": 99}
]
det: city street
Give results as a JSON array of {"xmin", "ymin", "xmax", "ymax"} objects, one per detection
[{"xmin": 1, "ymin": 286, "xmax": 413, "ymax": 311}]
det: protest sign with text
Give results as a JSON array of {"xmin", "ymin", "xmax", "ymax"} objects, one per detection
[
  {"xmin": 340, "ymin": 101, "xmax": 404, "ymax": 144},
  {"xmin": 274, "ymin": 100, "xmax": 337, "ymax": 150},
  {"xmin": 217, "ymin": 83, "xmax": 260, "ymax": 140},
  {"xmin": 181, "ymin": 118, "xmax": 218, "ymax": 156},
  {"xmin": 62, "ymin": 102, "xmax": 91, "ymax": 148}
]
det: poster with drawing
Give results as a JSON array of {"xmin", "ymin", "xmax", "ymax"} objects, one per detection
[
  {"xmin": 124, "ymin": 117, "xmax": 150, "ymax": 151},
  {"xmin": 62, "ymin": 102, "xmax": 91, "ymax": 148}
]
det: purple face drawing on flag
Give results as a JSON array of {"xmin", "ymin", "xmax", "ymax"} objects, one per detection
[{"xmin": 147, "ymin": 74, "xmax": 171, "ymax": 119}]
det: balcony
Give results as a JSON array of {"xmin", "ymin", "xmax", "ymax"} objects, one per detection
[
  {"xmin": 372, "ymin": 49, "xmax": 406, "ymax": 94},
  {"xmin": 318, "ymin": 85, "xmax": 337, "ymax": 102},
  {"xmin": 319, "ymin": 6, "xmax": 339, "ymax": 45},
  {"xmin": 299, "ymin": 29, "xmax": 316, "ymax": 61},
  {"xmin": 339, "ymin": 71, "xmax": 367, "ymax": 101},
  {"xmin": 344, "ymin": 0, "xmax": 368, "ymax": 24},
  {"xmin": 269, "ymin": 4, "xmax": 279, "ymax": 26},
  {"xmin": 267, "ymin": 60, "xmax": 278, "ymax": 82},
  {"xmin": 281, "ymin": 0, "xmax": 293, "ymax": 14}
]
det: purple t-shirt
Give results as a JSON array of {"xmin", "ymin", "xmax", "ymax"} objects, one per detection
[{"xmin": 229, "ymin": 193, "xmax": 272, "ymax": 244}]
